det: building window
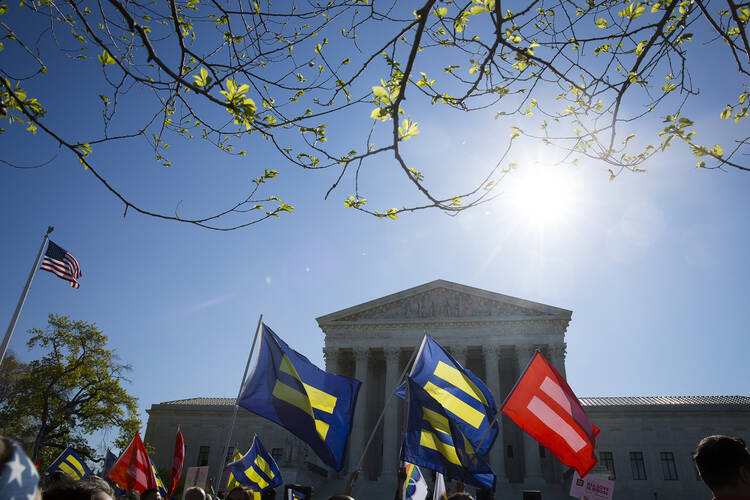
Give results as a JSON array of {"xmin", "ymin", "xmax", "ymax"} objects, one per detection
[
  {"xmin": 630, "ymin": 452, "xmax": 647, "ymax": 480},
  {"xmin": 271, "ymin": 448, "xmax": 283, "ymax": 461},
  {"xmin": 660, "ymin": 452, "xmax": 678, "ymax": 480},
  {"xmin": 506, "ymin": 445, "xmax": 514, "ymax": 458},
  {"xmin": 197, "ymin": 446, "xmax": 210, "ymax": 466},
  {"xmin": 600, "ymin": 451, "xmax": 616, "ymax": 480},
  {"xmin": 539, "ymin": 445, "xmax": 546, "ymax": 458}
]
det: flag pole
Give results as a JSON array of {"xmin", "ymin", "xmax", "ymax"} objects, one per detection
[
  {"xmin": 1, "ymin": 226, "xmax": 54, "ymax": 368},
  {"xmin": 474, "ymin": 349, "xmax": 541, "ymax": 453},
  {"xmin": 347, "ymin": 334, "xmax": 424, "ymax": 493},
  {"xmin": 217, "ymin": 314, "xmax": 263, "ymax": 489}
]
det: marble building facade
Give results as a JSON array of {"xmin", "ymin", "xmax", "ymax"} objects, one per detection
[{"xmin": 144, "ymin": 280, "xmax": 750, "ymax": 500}]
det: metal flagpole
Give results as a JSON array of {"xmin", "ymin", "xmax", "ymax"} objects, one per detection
[
  {"xmin": 346, "ymin": 334, "xmax": 425, "ymax": 494},
  {"xmin": 216, "ymin": 314, "xmax": 263, "ymax": 490},
  {"xmin": 0, "ymin": 226, "xmax": 54, "ymax": 368},
  {"xmin": 474, "ymin": 349, "xmax": 540, "ymax": 453}
]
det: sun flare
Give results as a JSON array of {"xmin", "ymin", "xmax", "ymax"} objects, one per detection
[{"xmin": 504, "ymin": 164, "xmax": 580, "ymax": 228}]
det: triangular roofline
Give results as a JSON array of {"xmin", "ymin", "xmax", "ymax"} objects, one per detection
[{"xmin": 316, "ymin": 279, "xmax": 571, "ymax": 326}]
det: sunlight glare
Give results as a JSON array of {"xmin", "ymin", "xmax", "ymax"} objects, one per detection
[{"xmin": 504, "ymin": 164, "xmax": 580, "ymax": 228}]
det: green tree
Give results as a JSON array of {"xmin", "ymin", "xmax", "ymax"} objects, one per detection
[
  {"xmin": 0, "ymin": 0, "xmax": 747, "ymax": 229},
  {"xmin": 0, "ymin": 314, "xmax": 140, "ymax": 466}
]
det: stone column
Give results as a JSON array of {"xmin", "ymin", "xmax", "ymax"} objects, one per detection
[
  {"xmin": 550, "ymin": 343, "xmax": 567, "ymax": 378},
  {"xmin": 483, "ymin": 344, "xmax": 507, "ymax": 483},
  {"xmin": 381, "ymin": 348, "xmax": 401, "ymax": 478},
  {"xmin": 521, "ymin": 344, "xmax": 544, "ymax": 483},
  {"xmin": 350, "ymin": 347, "xmax": 369, "ymax": 472},
  {"xmin": 323, "ymin": 346, "xmax": 339, "ymax": 373},
  {"xmin": 452, "ymin": 345, "xmax": 469, "ymax": 367}
]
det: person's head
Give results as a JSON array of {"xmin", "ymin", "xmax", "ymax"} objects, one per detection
[
  {"xmin": 447, "ymin": 494, "xmax": 474, "ymax": 500},
  {"xmin": 226, "ymin": 487, "xmax": 251, "ymax": 500},
  {"xmin": 118, "ymin": 491, "xmax": 140, "ymax": 500},
  {"xmin": 43, "ymin": 471, "xmax": 76, "ymax": 492},
  {"xmin": 0, "ymin": 438, "xmax": 41, "ymax": 500},
  {"xmin": 140, "ymin": 488, "xmax": 161, "ymax": 500},
  {"xmin": 183, "ymin": 487, "xmax": 206, "ymax": 500},
  {"xmin": 75, "ymin": 476, "xmax": 115, "ymax": 500},
  {"xmin": 694, "ymin": 435, "xmax": 750, "ymax": 495}
]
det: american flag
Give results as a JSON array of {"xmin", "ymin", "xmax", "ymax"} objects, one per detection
[{"xmin": 40, "ymin": 240, "xmax": 82, "ymax": 288}]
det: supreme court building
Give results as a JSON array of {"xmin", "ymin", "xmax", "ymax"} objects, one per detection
[{"xmin": 145, "ymin": 280, "xmax": 750, "ymax": 500}]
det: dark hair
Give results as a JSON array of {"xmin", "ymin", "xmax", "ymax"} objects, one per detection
[
  {"xmin": 77, "ymin": 476, "xmax": 115, "ymax": 497},
  {"xmin": 141, "ymin": 488, "xmax": 159, "ymax": 500},
  {"xmin": 118, "ymin": 491, "xmax": 141, "ymax": 500},
  {"xmin": 447, "ymin": 494, "xmax": 474, "ymax": 500},
  {"xmin": 694, "ymin": 435, "xmax": 750, "ymax": 490},
  {"xmin": 226, "ymin": 487, "xmax": 251, "ymax": 500}
]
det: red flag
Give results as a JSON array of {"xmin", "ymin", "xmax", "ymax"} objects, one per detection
[
  {"xmin": 501, "ymin": 351, "xmax": 600, "ymax": 477},
  {"xmin": 168, "ymin": 428, "xmax": 185, "ymax": 499},
  {"xmin": 107, "ymin": 433, "xmax": 158, "ymax": 492}
]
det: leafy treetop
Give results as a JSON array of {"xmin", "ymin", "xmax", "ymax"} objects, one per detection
[{"xmin": 0, "ymin": 0, "xmax": 748, "ymax": 229}]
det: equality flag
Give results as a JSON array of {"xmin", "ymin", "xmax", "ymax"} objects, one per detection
[
  {"xmin": 237, "ymin": 323, "xmax": 361, "ymax": 471},
  {"xmin": 406, "ymin": 335, "xmax": 498, "ymax": 455},
  {"xmin": 225, "ymin": 449, "xmax": 243, "ymax": 491},
  {"xmin": 103, "ymin": 450, "xmax": 125, "ymax": 496},
  {"xmin": 501, "ymin": 351, "xmax": 599, "ymax": 477},
  {"xmin": 402, "ymin": 463, "xmax": 428, "ymax": 500},
  {"xmin": 152, "ymin": 464, "xmax": 168, "ymax": 497},
  {"xmin": 226, "ymin": 437, "xmax": 282, "ymax": 491},
  {"xmin": 168, "ymin": 428, "xmax": 185, "ymax": 499},
  {"xmin": 432, "ymin": 472, "xmax": 447, "ymax": 500},
  {"xmin": 47, "ymin": 447, "xmax": 93, "ymax": 480},
  {"xmin": 401, "ymin": 377, "xmax": 495, "ymax": 490},
  {"xmin": 40, "ymin": 240, "xmax": 82, "ymax": 288},
  {"xmin": 107, "ymin": 433, "xmax": 158, "ymax": 492}
]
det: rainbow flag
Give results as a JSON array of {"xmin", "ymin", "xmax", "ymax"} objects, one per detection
[{"xmin": 402, "ymin": 463, "xmax": 428, "ymax": 500}]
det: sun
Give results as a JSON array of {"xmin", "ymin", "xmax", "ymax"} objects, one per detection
[{"xmin": 503, "ymin": 163, "xmax": 581, "ymax": 228}]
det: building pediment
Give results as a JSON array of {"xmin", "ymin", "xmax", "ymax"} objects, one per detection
[{"xmin": 316, "ymin": 279, "xmax": 571, "ymax": 325}]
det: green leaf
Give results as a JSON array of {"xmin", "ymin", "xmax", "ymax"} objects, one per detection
[
  {"xmin": 710, "ymin": 145, "xmax": 724, "ymax": 157},
  {"xmin": 434, "ymin": 7, "xmax": 447, "ymax": 17},
  {"xmin": 97, "ymin": 49, "xmax": 116, "ymax": 66},
  {"xmin": 595, "ymin": 17, "xmax": 608, "ymax": 28}
]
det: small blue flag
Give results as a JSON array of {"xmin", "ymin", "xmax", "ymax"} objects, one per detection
[
  {"xmin": 226, "ymin": 437, "xmax": 282, "ymax": 491},
  {"xmin": 406, "ymin": 334, "xmax": 498, "ymax": 455},
  {"xmin": 152, "ymin": 464, "xmax": 168, "ymax": 497},
  {"xmin": 237, "ymin": 323, "xmax": 361, "ymax": 471},
  {"xmin": 46, "ymin": 447, "xmax": 93, "ymax": 480},
  {"xmin": 401, "ymin": 377, "xmax": 495, "ymax": 490}
]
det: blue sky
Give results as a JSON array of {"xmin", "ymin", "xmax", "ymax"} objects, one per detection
[{"xmin": 2, "ymin": 2, "xmax": 749, "ymax": 453}]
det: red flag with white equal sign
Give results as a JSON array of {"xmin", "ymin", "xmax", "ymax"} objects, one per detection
[
  {"xmin": 168, "ymin": 428, "xmax": 185, "ymax": 499},
  {"xmin": 501, "ymin": 351, "xmax": 600, "ymax": 477},
  {"xmin": 107, "ymin": 433, "xmax": 158, "ymax": 493}
]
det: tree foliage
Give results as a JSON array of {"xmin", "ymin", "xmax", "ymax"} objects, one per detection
[
  {"xmin": 0, "ymin": 314, "xmax": 140, "ymax": 466},
  {"xmin": 1, "ymin": 0, "xmax": 748, "ymax": 229}
]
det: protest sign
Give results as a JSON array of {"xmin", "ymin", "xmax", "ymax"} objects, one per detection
[
  {"xmin": 183, "ymin": 466, "xmax": 209, "ymax": 489},
  {"xmin": 569, "ymin": 470, "xmax": 614, "ymax": 500}
]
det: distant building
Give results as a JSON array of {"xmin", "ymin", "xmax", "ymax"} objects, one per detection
[{"xmin": 145, "ymin": 280, "xmax": 750, "ymax": 500}]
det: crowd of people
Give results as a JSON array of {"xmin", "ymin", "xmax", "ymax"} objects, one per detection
[{"xmin": 2, "ymin": 434, "xmax": 750, "ymax": 500}]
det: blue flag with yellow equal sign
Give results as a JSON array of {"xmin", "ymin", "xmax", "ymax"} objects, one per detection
[
  {"xmin": 226, "ymin": 437, "xmax": 282, "ymax": 491},
  {"xmin": 237, "ymin": 323, "xmax": 361, "ymax": 471},
  {"xmin": 408, "ymin": 334, "xmax": 498, "ymax": 455},
  {"xmin": 152, "ymin": 464, "xmax": 168, "ymax": 497},
  {"xmin": 46, "ymin": 447, "xmax": 93, "ymax": 480},
  {"xmin": 401, "ymin": 377, "xmax": 495, "ymax": 490}
]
